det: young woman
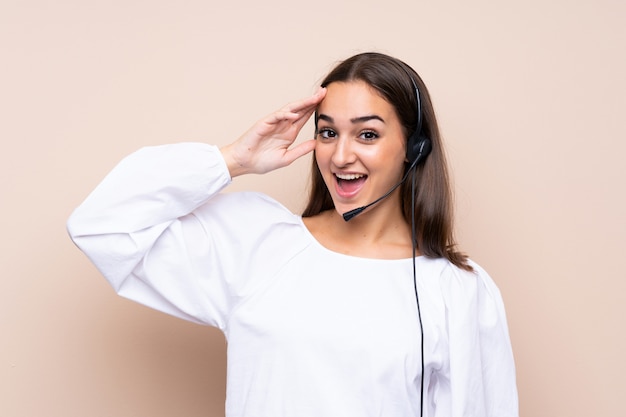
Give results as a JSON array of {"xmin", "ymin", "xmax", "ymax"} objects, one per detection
[{"xmin": 68, "ymin": 52, "xmax": 518, "ymax": 416}]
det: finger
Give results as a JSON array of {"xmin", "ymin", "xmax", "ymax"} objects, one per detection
[
  {"xmin": 265, "ymin": 87, "xmax": 326, "ymax": 128},
  {"xmin": 288, "ymin": 107, "xmax": 317, "ymax": 133},
  {"xmin": 288, "ymin": 94, "xmax": 325, "ymax": 128},
  {"xmin": 265, "ymin": 104, "xmax": 315, "ymax": 133},
  {"xmin": 265, "ymin": 110, "xmax": 302, "ymax": 125},
  {"xmin": 293, "ymin": 87, "xmax": 326, "ymax": 113},
  {"xmin": 284, "ymin": 87, "xmax": 326, "ymax": 114},
  {"xmin": 283, "ymin": 139, "xmax": 317, "ymax": 164},
  {"xmin": 256, "ymin": 88, "xmax": 325, "ymax": 137}
]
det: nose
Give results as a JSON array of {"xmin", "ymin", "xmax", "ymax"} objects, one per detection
[{"xmin": 330, "ymin": 136, "xmax": 357, "ymax": 168}]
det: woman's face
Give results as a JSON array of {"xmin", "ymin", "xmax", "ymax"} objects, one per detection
[{"xmin": 315, "ymin": 80, "xmax": 407, "ymax": 217}]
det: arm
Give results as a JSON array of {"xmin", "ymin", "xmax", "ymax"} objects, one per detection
[
  {"xmin": 67, "ymin": 88, "xmax": 326, "ymax": 327},
  {"xmin": 67, "ymin": 143, "xmax": 234, "ymax": 325}
]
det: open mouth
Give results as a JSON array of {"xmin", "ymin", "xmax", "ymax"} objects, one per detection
[{"xmin": 335, "ymin": 173, "xmax": 368, "ymax": 196}]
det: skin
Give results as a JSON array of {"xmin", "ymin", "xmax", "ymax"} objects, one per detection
[{"xmin": 221, "ymin": 82, "xmax": 415, "ymax": 259}]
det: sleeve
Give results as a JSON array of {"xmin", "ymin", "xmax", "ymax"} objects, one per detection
[
  {"xmin": 434, "ymin": 262, "xmax": 519, "ymax": 417},
  {"xmin": 67, "ymin": 142, "xmax": 288, "ymax": 329}
]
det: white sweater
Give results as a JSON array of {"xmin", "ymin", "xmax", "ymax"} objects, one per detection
[{"xmin": 67, "ymin": 142, "xmax": 518, "ymax": 417}]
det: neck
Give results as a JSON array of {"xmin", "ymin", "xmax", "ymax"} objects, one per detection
[{"xmin": 328, "ymin": 208, "xmax": 414, "ymax": 259}]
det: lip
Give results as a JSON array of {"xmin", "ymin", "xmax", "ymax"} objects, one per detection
[{"xmin": 333, "ymin": 173, "xmax": 368, "ymax": 199}]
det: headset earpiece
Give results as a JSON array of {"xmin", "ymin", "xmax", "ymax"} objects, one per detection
[
  {"xmin": 405, "ymin": 75, "xmax": 432, "ymax": 166},
  {"xmin": 406, "ymin": 134, "xmax": 432, "ymax": 165}
]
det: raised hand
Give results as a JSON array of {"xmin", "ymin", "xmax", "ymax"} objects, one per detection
[{"xmin": 221, "ymin": 87, "xmax": 326, "ymax": 177}]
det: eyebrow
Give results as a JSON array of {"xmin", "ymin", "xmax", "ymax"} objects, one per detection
[{"xmin": 317, "ymin": 114, "xmax": 385, "ymax": 124}]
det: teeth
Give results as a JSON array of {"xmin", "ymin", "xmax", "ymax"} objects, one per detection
[{"xmin": 336, "ymin": 173, "xmax": 365, "ymax": 180}]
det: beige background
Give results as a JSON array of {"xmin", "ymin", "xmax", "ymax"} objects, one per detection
[{"xmin": 1, "ymin": 0, "xmax": 624, "ymax": 416}]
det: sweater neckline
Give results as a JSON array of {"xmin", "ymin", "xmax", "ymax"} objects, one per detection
[{"xmin": 296, "ymin": 216, "xmax": 424, "ymax": 264}]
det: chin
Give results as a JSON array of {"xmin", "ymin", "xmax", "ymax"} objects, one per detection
[
  {"xmin": 333, "ymin": 206, "xmax": 347, "ymax": 217},
  {"xmin": 332, "ymin": 202, "xmax": 359, "ymax": 219}
]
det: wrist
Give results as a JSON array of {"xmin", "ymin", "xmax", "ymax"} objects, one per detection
[{"xmin": 220, "ymin": 144, "xmax": 249, "ymax": 178}]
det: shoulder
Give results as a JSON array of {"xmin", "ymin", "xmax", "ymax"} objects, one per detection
[
  {"xmin": 419, "ymin": 257, "xmax": 504, "ymax": 305},
  {"xmin": 426, "ymin": 258, "xmax": 510, "ymax": 333},
  {"xmin": 421, "ymin": 257, "xmax": 496, "ymax": 284}
]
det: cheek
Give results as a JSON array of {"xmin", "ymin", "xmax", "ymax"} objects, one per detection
[
  {"xmin": 365, "ymin": 145, "xmax": 405, "ymax": 169},
  {"xmin": 385, "ymin": 137, "xmax": 409, "ymax": 165},
  {"xmin": 370, "ymin": 144, "xmax": 407, "ymax": 180},
  {"xmin": 314, "ymin": 144, "xmax": 331, "ymax": 169}
]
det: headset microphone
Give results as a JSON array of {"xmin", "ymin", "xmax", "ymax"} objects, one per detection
[{"xmin": 342, "ymin": 139, "xmax": 431, "ymax": 221}]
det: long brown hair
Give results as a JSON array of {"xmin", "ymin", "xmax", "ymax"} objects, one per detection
[{"xmin": 302, "ymin": 52, "xmax": 471, "ymax": 271}]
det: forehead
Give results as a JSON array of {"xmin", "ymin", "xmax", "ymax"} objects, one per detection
[{"xmin": 318, "ymin": 80, "xmax": 396, "ymax": 120}]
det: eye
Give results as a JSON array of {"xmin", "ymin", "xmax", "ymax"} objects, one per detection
[
  {"xmin": 359, "ymin": 130, "xmax": 379, "ymax": 141},
  {"xmin": 317, "ymin": 128, "xmax": 337, "ymax": 140}
]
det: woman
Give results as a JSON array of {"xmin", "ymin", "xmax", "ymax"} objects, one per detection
[{"xmin": 68, "ymin": 52, "xmax": 518, "ymax": 416}]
